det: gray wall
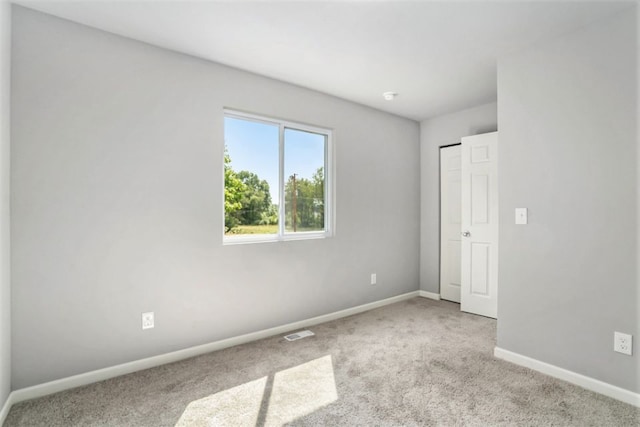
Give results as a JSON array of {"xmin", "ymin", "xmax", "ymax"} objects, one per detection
[
  {"xmin": 0, "ymin": 0, "xmax": 11, "ymax": 408},
  {"xmin": 11, "ymin": 7, "xmax": 420, "ymax": 389},
  {"xmin": 497, "ymin": 9, "xmax": 638, "ymax": 392},
  {"xmin": 419, "ymin": 103, "xmax": 497, "ymax": 294}
]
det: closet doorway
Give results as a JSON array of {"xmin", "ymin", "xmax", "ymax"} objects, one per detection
[{"xmin": 439, "ymin": 132, "xmax": 499, "ymax": 319}]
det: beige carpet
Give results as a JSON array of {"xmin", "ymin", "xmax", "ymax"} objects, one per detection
[{"xmin": 4, "ymin": 298, "xmax": 639, "ymax": 426}]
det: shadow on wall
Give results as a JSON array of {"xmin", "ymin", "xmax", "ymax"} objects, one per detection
[{"xmin": 470, "ymin": 124, "xmax": 498, "ymax": 136}]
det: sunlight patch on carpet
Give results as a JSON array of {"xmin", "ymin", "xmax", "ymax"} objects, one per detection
[
  {"xmin": 175, "ymin": 355, "xmax": 337, "ymax": 426},
  {"xmin": 175, "ymin": 376, "xmax": 267, "ymax": 426},
  {"xmin": 265, "ymin": 355, "xmax": 338, "ymax": 425}
]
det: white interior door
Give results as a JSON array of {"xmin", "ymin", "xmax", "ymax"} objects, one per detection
[
  {"xmin": 460, "ymin": 132, "xmax": 498, "ymax": 318},
  {"xmin": 439, "ymin": 145, "xmax": 462, "ymax": 303}
]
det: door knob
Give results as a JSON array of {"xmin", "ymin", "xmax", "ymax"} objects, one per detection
[{"xmin": 461, "ymin": 231, "xmax": 471, "ymax": 237}]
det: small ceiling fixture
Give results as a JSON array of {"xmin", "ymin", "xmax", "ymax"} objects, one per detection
[{"xmin": 383, "ymin": 91, "xmax": 398, "ymax": 101}]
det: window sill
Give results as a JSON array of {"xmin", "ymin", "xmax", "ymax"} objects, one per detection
[{"xmin": 223, "ymin": 231, "xmax": 330, "ymax": 246}]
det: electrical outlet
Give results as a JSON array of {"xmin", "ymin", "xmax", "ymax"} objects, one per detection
[
  {"xmin": 614, "ymin": 332, "xmax": 632, "ymax": 355},
  {"xmin": 142, "ymin": 312, "xmax": 154, "ymax": 330},
  {"xmin": 371, "ymin": 273, "xmax": 377, "ymax": 285}
]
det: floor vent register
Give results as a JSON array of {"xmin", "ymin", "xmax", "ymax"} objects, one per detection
[{"xmin": 284, "ymin": 330, "xmax": 315, "ymax": 341}]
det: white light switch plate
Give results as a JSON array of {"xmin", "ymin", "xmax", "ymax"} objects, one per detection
[{"xmin": 515, "ymin": 208, "xmax": 528, "ymax": 225}]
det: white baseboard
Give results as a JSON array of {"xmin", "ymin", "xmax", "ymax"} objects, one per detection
[
  {"xmin": 494, "ymin": 347, "xmax": 640, "ymax": 408},
  {"xmin": 9, "ymin": 290, "xmax": 421, "ymax": 406},
  {"xmin": 0, "ymin": 391, "xmax": 15, "ymax": 426},
  {"xmin": 418, "ymin": 290, "xmax": 441, "ymax": 300}
]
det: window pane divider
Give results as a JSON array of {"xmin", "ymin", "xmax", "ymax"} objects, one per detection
[{"xmin": 278, "ymin": 123, "xmax": 285, "ymax": 238}]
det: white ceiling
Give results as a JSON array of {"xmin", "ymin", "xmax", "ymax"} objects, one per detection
[{"xmin": 16, "ymin": 1, "xmax": 633, "ymax": 121}]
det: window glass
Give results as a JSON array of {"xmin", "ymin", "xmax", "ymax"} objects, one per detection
[
  {"xmin": 223, "ymin": 112, "xmax": 331, "ymax": 243},
  {"xmin": 284, "ymin": 128, "xmax": 326, "ymax": 233},
  {"xmin": 224, "ymin": 117, "xmax": 278, "ymax": 236}
]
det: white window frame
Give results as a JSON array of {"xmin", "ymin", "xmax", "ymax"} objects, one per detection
[{"xmin": 223, "ymin": 109, "xmax": 334, "ymax": 244}]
